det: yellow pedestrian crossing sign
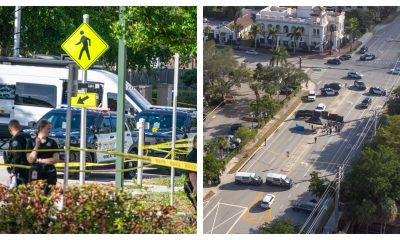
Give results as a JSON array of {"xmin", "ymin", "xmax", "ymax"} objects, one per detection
[
  {"xmin": 61, "ymin": 22, "xmax": 109, "ymax": 70},
  {"xmin": 71, "ymin": 93, "xmax": 97, "ymax": 108}
]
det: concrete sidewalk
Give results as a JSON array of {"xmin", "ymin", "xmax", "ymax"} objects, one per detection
[{"xmin": 204, "ymin": 74, "xmax": 317, "ymax": 203}]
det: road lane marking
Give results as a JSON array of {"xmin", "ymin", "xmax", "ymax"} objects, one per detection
[
  {"xmin": 203, "ymin": 199, "xmax": 221, "ymax": 220},
  {"xmin": 219, "ymin": 202, "xmax": 247, "ymax": 209},
  {"xmin": 210, "ymin": 202, "xmax": 221, "ymax": 234},
  {"xmin": 212, "ymin": 208, "xmax": 248, "ymax": 232},
  {"xmin": 226, "ymin": 209, "xmax": 247, "ymax": 234}
]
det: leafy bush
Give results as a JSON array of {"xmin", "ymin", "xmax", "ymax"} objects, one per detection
[{"xmin": 0, "ymin": 182, "xmax": 195, "ymax": 233}]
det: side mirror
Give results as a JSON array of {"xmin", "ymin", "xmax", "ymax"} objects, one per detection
[{"xmin": 28, "ymin": 121, "xmax": 36, "ymax": 128}]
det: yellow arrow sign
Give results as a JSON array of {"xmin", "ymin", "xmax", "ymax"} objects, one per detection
[
  {"xmin": 61, "ymin": 22, "xmax": 109, "ymax": 70},
  {"xmin": 71, "ymin": 93, "xmax": 97, "ymax": 108}
]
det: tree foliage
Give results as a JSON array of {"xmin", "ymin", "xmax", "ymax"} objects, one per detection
[
  {"xmin": 257, "ymin": 219, "xmax": 299, "ymax": 234},
  {"xmin": 308, "ymin": 171, "xmax": 331, "ymax": 198},
  {"xmin": 204, "ymin": 41, "xmax": 251, "ymax": 103},
  {"xmin": 0, "ymin": 7, "xmax": 196, "ymax": 71},
  {"xmin": 388, "ymin": 85, "xmax": 400, "ymax": 115},
  {"xmin": 342, "ymin": 115, "xmax": 400, "ymax": 231},
  {"xmin": 203, "ymin": 152, "xmax": 225, "ymax": 182}
]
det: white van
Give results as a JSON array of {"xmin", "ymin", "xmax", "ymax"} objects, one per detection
[
  {"xmin": 234, "ymin": 172, "xmax": 263, "ymax": 185},
  {"xmin": 265, "ymin": 173, "xmax": 293, "ymax": 189},
  {"xmin": 0, "ymin": 56, "xmax": 196, "ymax": 139},
  {"xmin": 308, "ymin": 90, "xmax": 316, "ymax": 101}
]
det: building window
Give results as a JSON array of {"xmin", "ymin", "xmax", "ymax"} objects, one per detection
[
  {"xmin": 317, "ymin": 29, "xmax": 320, "ymax": 35},
  {"xmin": 276, "ymin": 25, "xmax": 281, "ymax": 33},
  {"xmin": 283, "ymin": 25, "xmax": 288, "ymax": 33},
  {"xmin": 313, "ymin": 29, "xmax": 316, "ymax": 35}
]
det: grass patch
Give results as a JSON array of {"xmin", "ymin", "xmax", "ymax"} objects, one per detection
[
  {"xmin": 228, "ymin": 96, "xmax": 302, "ymax": 174},
  {"xmin": 346, "ymin": 41, "xmax": 362, "ymax": 54},
  {"xmin": 131, "ymin": 175, "xmax": 186, "ymax": 187}
]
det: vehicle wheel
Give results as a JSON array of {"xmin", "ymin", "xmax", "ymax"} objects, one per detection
[{"xmin": 124, "ymin": 149, "xmax": 137, "ymax": 179}]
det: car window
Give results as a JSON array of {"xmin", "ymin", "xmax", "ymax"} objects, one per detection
[
  {"xmin": 99, "ymin": 117, "xmax": 111, "ymax": 134},
  {"xmin": 126, "ymin": 117, "xmax": 136, "ymax": 131},
  {"xmin": 110, "ymin": 117, "xmax": 117, "ymax": 132}
]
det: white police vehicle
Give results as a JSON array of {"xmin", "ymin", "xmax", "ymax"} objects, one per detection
[{"xmin": 25, "ymin": 107, "xmax": 139, "ymax": 179}]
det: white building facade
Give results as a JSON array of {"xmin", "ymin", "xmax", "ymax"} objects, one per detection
[
  {"xmin": 213, "ymin": 14, "xmax": 254, "ymax": 44},
  {"xmin": 255, "ymin": 6, "xmax": 345, "ymax": 53}
]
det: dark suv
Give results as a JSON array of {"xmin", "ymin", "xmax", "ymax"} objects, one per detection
[
  {"xmin": 359, "ymin": 97, "xmax": 372, "ymax": 109},
  {"xmin": 359, "ymin": 46, "xmax": 368, "ymax": 54},
  {"xmin": 326, "ymin": 58, "xmax": 341, "ymax": 65},
  {"xmin": 324, "ymin": 82, "xmax": 342, "ymax": 91},
  {"xmin": 354, "ymin": 80, "xmax": 366, "ymax": 90}
]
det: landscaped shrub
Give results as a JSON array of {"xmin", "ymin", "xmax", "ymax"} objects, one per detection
[{"xmin": 0, "ymin": 182, "xmax": 194, "ymax": 234}]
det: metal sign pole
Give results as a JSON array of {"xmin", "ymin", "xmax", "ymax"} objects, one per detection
[
  {"xmin": 137, "ymin": 118, "xmax": 145, "ymax": 186},
  {"xmin": 170, "ymin": 53, "xmax": 179, "ymax": 206},
  {"xmin": 115, "ymin": 6, "xmax": 127, "ymax": 189},
  {"xmin": 64, "ymin": 64, "xmax": 78, "ymax": 192},
  {"xmin": 79, "ymin": 14, "xmax": 89, "ymax": 185}
]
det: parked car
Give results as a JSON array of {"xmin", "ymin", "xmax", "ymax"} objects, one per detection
[
  {"xmin": 339, "ymin": 54, "xmax": 351, "ymax": 61},
  {"xmin": 307, "ymin": 90, "xmax": 316, "ymax": 101},
  {"xmin": 326, "ymin": 58, "xmax": 341, "ymax": 65},
  {"xmin": 246, "ymin": 50, "xmax": 259, "ymax": 55},
  {"xmin": 358, "ymin": 46, "xmax": 368, "ymax": 54},
  {"xmin": 260, "ymin": 194, "xmax": 275, "ymax": 209},
  {"xmin": 229, "ymin": 123, "xmax": 242, "ymax": 135},
  {"xmin": 360, "ymin": 53, "xmax": 375, "ymax": 61},
  {"xmin": 203, "ymin": 18, "xmax": 208, "ymax": 23},
  {"xmin": 314, "ymin": 103, "xmax": 327, "ymax": 112},
  {"xmin": 321, "ymin": 88, "xmax": 339, "ymax": 96},
  {"xmin": 235, "ymin": 172, "xmax": 263, "ymax": 185},
  {"xmin": 280, "ymin": 86, "xmax": 294, "ymax": 95},
  {"xmin": 369, "ymin": 86, "xmax": 386, "ymax": 96},
  {"xmin": 324, "ymin": 82, "xmax": 342, "ymax": 91},
  {"xmin": 389, "ymin": 67, "xmax": 400, "ymax": 74},
  {"xmin": 359, "ymin": 97, "xmax": 372, "ymax": 109},
  {"xmin": 225, "ymin": 135, "xmax": 241, "ymax": 150},
  {"xmin": 354, "ymin": 80, "xmax": 367, "ymax": 90},
  {"xmin": 347, "ymin": 71, "xmax": 363, "ymax": 79},
  {"xmin": 292, "ymin": 201, "xmax": 317, "ymax": 214}
]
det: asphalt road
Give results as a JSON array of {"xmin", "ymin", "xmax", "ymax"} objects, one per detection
[{"xmin": 204, "ymin": 15, "xmax": 400, "ymax": 234}]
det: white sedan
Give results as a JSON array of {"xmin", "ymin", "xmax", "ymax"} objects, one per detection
[
  {"xmin": 314, "ymin": 103, "xmax": 326, "ymax": 112},
  {"xmin": 260, "ymin": 194, "xmax": 275, "ymax": 209},
  {"xmin": 246, "ymin": 50, "xmax": 259, "ymax": 55},
  {"xmin": 390, "ymin": 67, "xmax": 400, "ymax": 74}
]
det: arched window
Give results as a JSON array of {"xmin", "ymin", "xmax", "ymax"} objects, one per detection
[
  {"xmin": 283, "ymin": 25, "xmax": 289, "ymax": 33},
  {"xmin": 300, "ymin": 27, "xmax": 305, "ymax": 33}
]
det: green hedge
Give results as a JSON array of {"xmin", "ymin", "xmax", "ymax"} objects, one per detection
[
  {"xmin": 152, "ymin": 90, "xmax": 197, "ymax": 108},
  {"xmin": 0, "ymin": 182, "xmax": 195, "ymax": 233}
]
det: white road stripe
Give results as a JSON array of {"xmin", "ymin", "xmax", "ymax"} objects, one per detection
[
  {"xmin": 211, "ymin": 209, "xmax": 247, "ymax": 232},
  {"xmin": 204, "ymin": 199, "xmax": 221, "ymax": 220},
  {"xmin": 226, "ymin": 208, "xmax": 247, "ymax": 234}
]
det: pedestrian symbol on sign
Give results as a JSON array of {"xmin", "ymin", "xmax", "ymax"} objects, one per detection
[{"xmin": 76, "ymin": 31, "xmax": 91, "ymax": 60}]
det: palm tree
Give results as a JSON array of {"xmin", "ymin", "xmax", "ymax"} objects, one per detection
[
  {"xmin": 229, "ymin": 22, "xmax": 243, "ymax": 46},
  {"xmin": 270, "ymin": 47, "xmax": 288, "ymax": 67},
  {"xmin": 250, "ymin": 23, "xmax": 264, "ymax": 50},
  {"xmin": 267, "ymin": 26, "xmax": 279, "ymax": 48},
  {"xmin": 215, "ymin": 136, "xmax": 229, "ymax": 158},
  {"xmin": 287, "ymin": 27, "xmax": 303, "ymax": 54},
  {"xmin": 347, "ymin": 17, "xmax": 360, "ymax": 51},
  {"xmin": 203, "ymin": 26, "xmax": 212, "ymax": 42},
  {"xmin": 250, "ymin": 82, "xmax": 263, "ymax": 102}
]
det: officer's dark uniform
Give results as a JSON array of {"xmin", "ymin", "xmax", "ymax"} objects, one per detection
[
  {"xmin": 184, "ymin": 147, "xmax": 197, "ymax": 209},
  {"xmin": 26, "ymin": 137, "xmax": 59, "ymax": 194},
  {"xmin": 5, "ymin": 131, "xmax": 31, "ymax": 185}
]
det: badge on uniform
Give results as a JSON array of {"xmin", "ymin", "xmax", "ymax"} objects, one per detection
[
  {"xmin": 46, "ymin": 142, "xmax": 52, "ymax": 147},
  {"xmin": 31, "ymin": 169, "xmax": 38, "ymax": 180},
  {"xmin": 12, "ymin": 140, "xmax": 19, "ymax": 148}
]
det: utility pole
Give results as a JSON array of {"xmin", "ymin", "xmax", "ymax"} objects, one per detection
[
  {"xmin": 299, "ymin": 57, "xmax": 302, "ymax": 69},
  {"xmin": 13, "ymin": 6, "xmax": 22, "ymax": 57},
  {"xmin": 334, "ymin": 165, "xmax": 343, "ymax": 232}
]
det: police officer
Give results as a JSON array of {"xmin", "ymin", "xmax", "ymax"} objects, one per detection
[
  {"xmin": 27, "ymin": 119, "xmax": 59, "ymax": 194},
  {"xmin": 184, "ymin": 135, "xmax": 197, "ymax": 209},
  {"xmin": 5, "ymin": 119, "xmax": 31, "ymax": 187}
]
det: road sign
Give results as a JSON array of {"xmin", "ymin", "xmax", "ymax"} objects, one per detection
[
  {"xmin": 71, "ymin": 92, "xmax": 97, "ymax": 108},
  {"xmin": 61, "ymin": 22, "xmax": 109, "ymax": 70}
]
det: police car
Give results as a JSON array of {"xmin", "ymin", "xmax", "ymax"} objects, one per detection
[{"xmin": 25, "ymin": 107, "xmax": 138, "ymax": 179}]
